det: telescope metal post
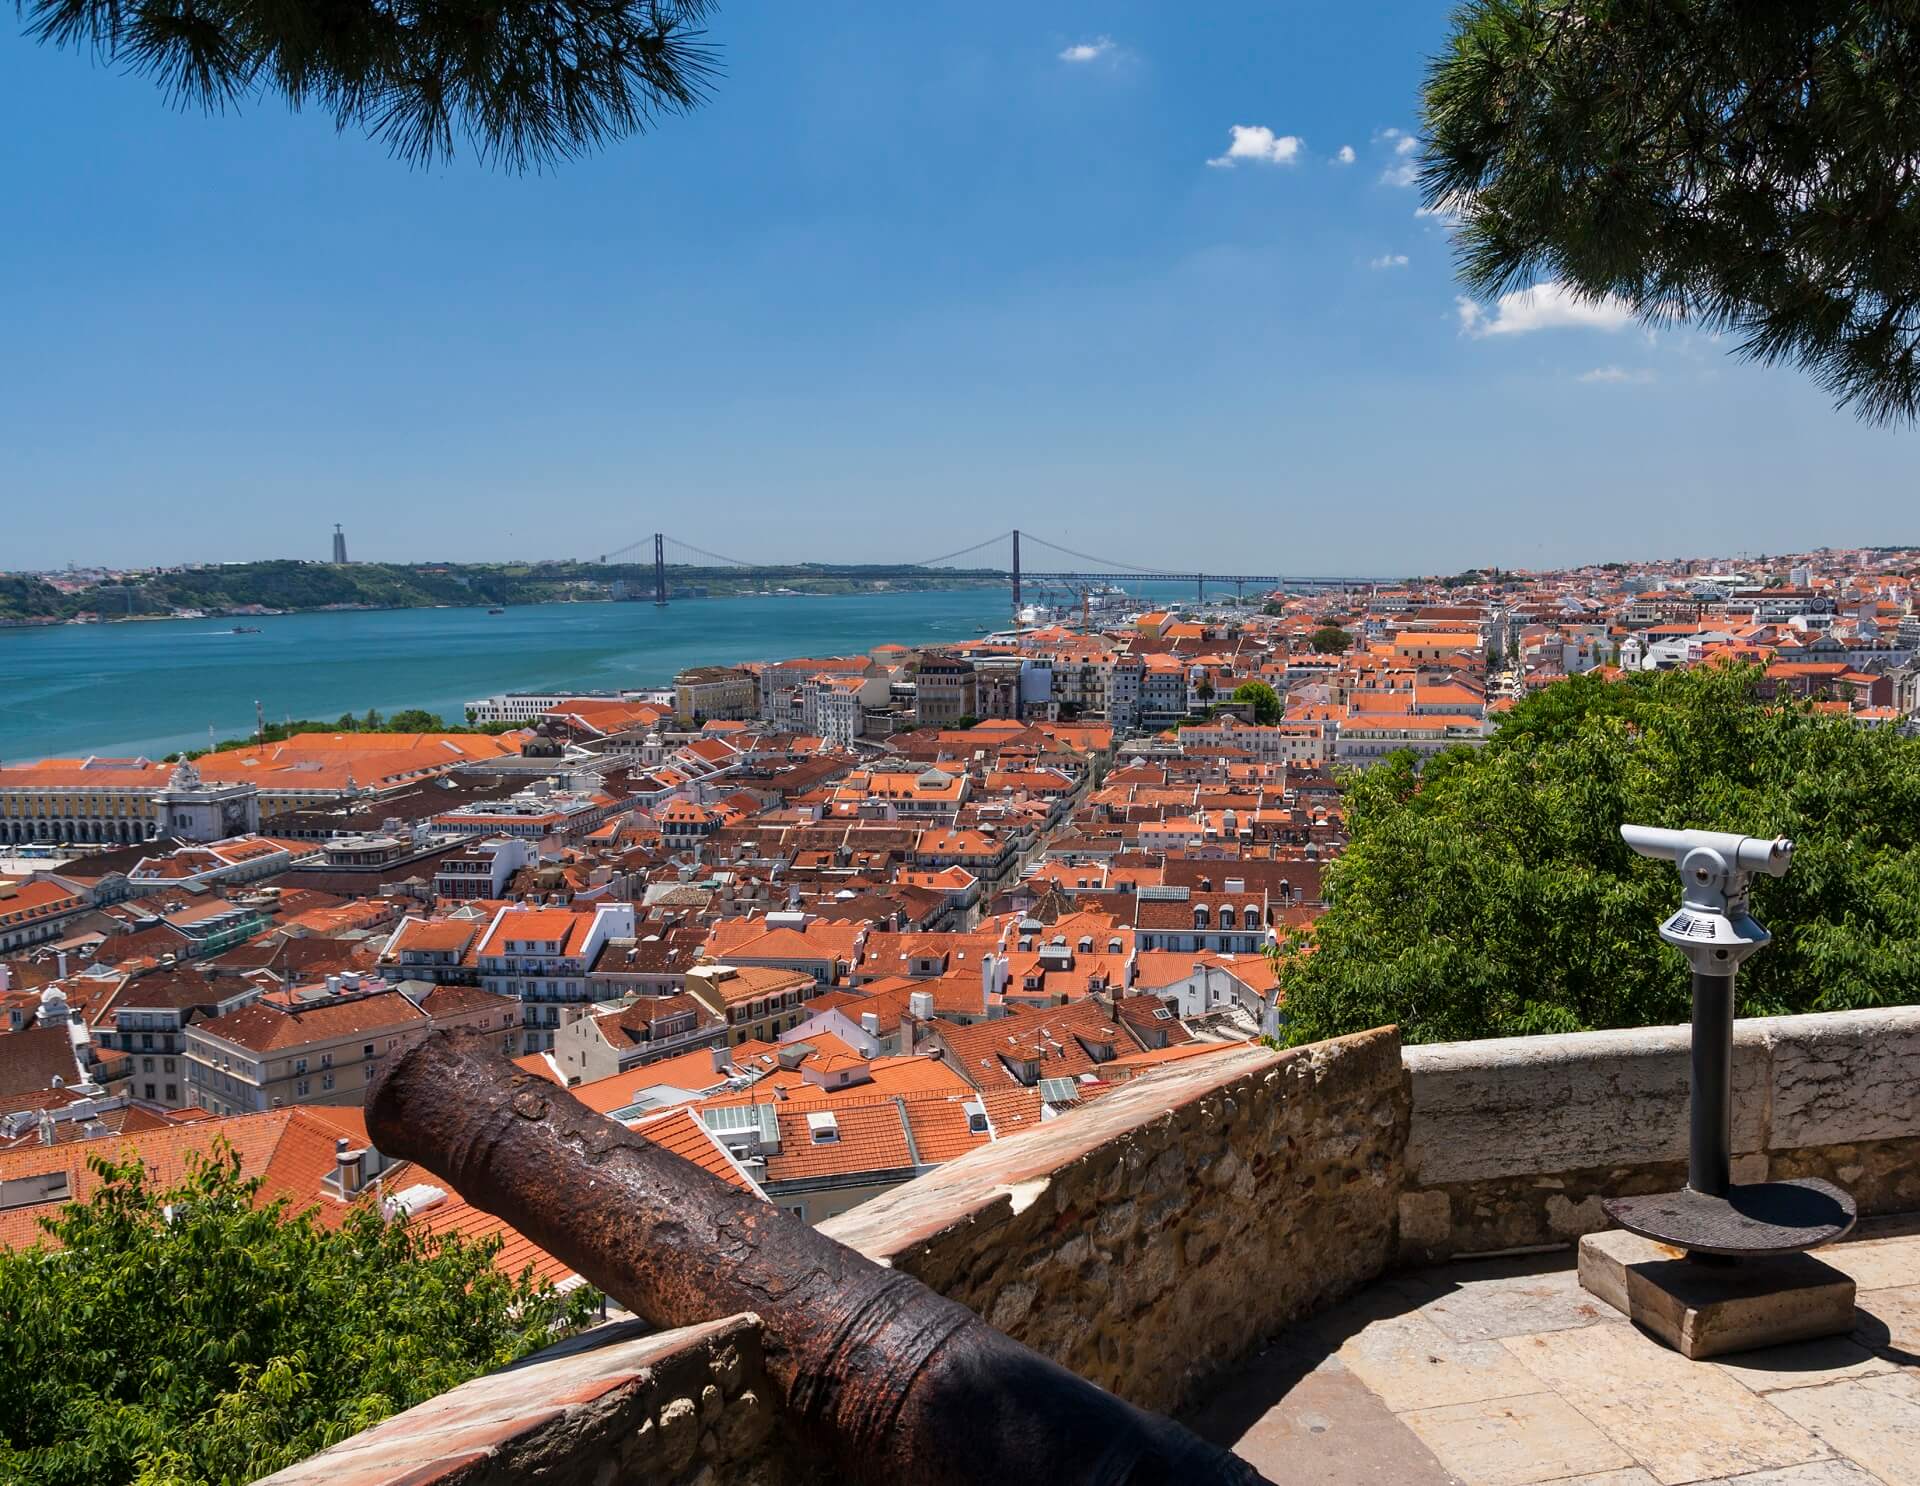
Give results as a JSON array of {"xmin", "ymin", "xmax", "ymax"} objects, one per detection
[{"xmin": 1689, "ymin": 967, "xmax": 1733, "ymax": 1199}]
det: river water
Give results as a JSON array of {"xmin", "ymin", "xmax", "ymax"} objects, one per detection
[{"xmin": 0, "ymin": 590, "xmax": 1028, "ymax": 761}]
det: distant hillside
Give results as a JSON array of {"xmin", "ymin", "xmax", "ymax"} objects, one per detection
[
  {"xmin": 0, "ymin": 575, "xmax": 66, "ymax": 620},
  {"xmin": 0, "ymin": 560, "xmax": 1001, "ymax": 620}
]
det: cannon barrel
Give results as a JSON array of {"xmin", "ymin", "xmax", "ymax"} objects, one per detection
[{"xmin": 366, "ymin": 1030, "xmax": 1271, "ymax": 1486}]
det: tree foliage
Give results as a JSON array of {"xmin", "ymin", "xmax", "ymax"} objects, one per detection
[
  {"xmin": 1276, "ymin": 665, "xmax": 1920, "ymax": 1045},
  {"xmin": 19, "ymin": 0, "xmax": 719, "ymax": 171},
  {"xmin": 1424, "ymin": 2, "xmax": 1920, "ymax": 425},
  {"xmin": 1230, "ymin": 681, "xmax": 1282, "ymax": 725},
  {"xmin": 0, "ymin": 1143, "xmax": 596, "ymax": 1486},
  {"xmin": 1308, "ymin": 625, "xmax": 1352, "ymax": 655}
]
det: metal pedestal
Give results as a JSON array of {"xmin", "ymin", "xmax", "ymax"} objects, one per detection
[{"xmin": 1601, "ymin": 969, "xmax": 1856, "ymax": 1258}]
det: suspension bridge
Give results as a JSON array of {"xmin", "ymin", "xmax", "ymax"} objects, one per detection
[{"xmin": 593, "ymin": 530, "xmax": 1391, "ymax": 611}]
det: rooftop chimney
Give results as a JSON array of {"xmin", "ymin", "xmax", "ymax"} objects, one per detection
[
  {"xmin": 333, "ymin": 1136, "xmax": 369, "ymax": 1197},
  {"xmin": 56, "ymin": 952, "xmax": 69, "ymax": 980},
  {"xmin": 709, "ymin": 1045, "xmax": 730, "ymax": 1075},
  {"xmin": 860, "ymin": 1011, "xmax": 881, "ymax": 1039}
]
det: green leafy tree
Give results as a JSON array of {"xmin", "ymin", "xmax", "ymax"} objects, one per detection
[
  {"xmin": 0, "ymin": 1143, "xmax": 596, "ymax": 1486},
  {"xmin": 1425, "ymin": 1, "xmax": 1920, "ymax": 424},
  {"xmin": 1230, "ymin": 681, "xmax": 1282, "ymax": 725},
  {"xmin": 1309, "ymin": 626, "xmax": 1352, "ymax": 655},
  {"xmin": 1275, "ymin": 665, "xmax": 1920, "ymax": 1046},
  {"xmin": 19, "ymin": 0, "xmax": 719, "ymax": 171},
  {"xmin": 385, "ymin": 709, "xmax": 446, "ymax": 732},
  {"xmin": 1196, "ymin": 678, "xmax": 1216, "ymax": 704}
]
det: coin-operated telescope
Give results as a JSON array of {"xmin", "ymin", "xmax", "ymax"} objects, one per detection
[{"xmin": 1609, "ymin": 825, "xmax": 1853, "ymax": 1258}]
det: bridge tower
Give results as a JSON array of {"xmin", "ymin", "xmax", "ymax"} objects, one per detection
[
  {"xmin": 1011, "ymin": 529, "xmax": 1021, "ymax": 620},
  {"xmin": 653, "ymin": 533, "xmax": 668, "ymax": 607}
]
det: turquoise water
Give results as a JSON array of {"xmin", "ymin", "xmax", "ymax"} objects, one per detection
[{"xmin": 0, "ymin": 591, "xmax": 1025, "ymax": 761}]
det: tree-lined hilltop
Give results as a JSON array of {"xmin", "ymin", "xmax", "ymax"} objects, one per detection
[{"xmin": 0, "ymin": 560, "xmax": 1007, "ymax": 622}]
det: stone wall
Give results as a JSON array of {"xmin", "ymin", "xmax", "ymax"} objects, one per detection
[
  {"xmin": 1398, "ymin": 1006, "xmax": 1920, "ymax": 1262},
  {"xmin": 819, "ymin": 1028, "xmax": 1410, "ymax": 1413},
  {"xmin": 247, "ymin": 1006, "xmax": 1920, "ymax": 1484},
  {"xmin": 252, "ymin": 1314, "xmax": 800, "ymax": 1486}
]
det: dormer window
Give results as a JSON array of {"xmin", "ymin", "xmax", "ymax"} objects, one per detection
[{"xmin": 1193, "ymin": 906, "xmax": 1210, "ymax": 930}]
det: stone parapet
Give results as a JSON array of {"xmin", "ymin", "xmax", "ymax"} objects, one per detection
[
  {"xmin": 251, "ymin": 1314, "xmax": 796, "ymax": 1486},
  {"xmin": 820, "ymin": 1027, "xmax": 1410, "ymax": 1412},
  {"xmin": 1399, "ymin": 1006, "xmax": 1920, "ymax": 1261}
]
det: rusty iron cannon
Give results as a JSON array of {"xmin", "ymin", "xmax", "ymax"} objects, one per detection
[{"xmin": 366, "ymin": 1029, "xmax": 1272, "ymax": 1486}]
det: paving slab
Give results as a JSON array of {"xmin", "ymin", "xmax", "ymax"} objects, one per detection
[
  {"xmin": 1817, "ymin": 1238, "xmax": 1920, "ymax": 1294},
  {"xmin": 1710, "ymin": 1334, "xmax": 1898, "ymax": 1394},
  {"xmin": 1768, "ymin": 1370, "xmax": 1920, "ymax": 1486},
  {"xmin": 1500, "ymin": 1319, "xmax": 1829, "ymax": 1484},
  {"xmin": 1419, "ymin": 1255, "xmax": 1621, "ymax": 1344},
  {"xmin": 1711, "ymin": 1463, "xmax": 1886, "ymax": 1486},
  {"xmin": 1195, "ymin": 1349, "xmax": 1463, "ymax": 1486},
  {"xmin": 1399, "ymin": 1391, "xmax": 1633, "ymax": 1486},
  {"xmin": 1329, "ymin": 1307, "xmax": 1547, "ymax": 1414},
  {"xmin": 1852, "ymin": 1284, "xmax": 1920, "ymax": 1362}
]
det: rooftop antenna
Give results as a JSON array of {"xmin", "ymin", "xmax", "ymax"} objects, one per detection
[
  {"xmin": 1609, "ymin": 825, "xmax": 1854, "ymax": 1256},
  {"xmin": 256, "ymin": 699, "xmax": 266, "ymax": 743}
]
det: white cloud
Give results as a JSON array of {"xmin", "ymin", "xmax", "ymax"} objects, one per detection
[
  {"xmin": 1457, "ymin": 281, "xmax": 1637, "ymax": 337},
  {"xmin": 1058, "ymin": 36, "xmax": 1115, "ymax": 63},
  {"xmin": 1370, "ymin": 253, "xmax": 1409, "ymax": 270},
  {"xmin": 1375, "ymin": 127, "xmax": 1419, "ymax": 185},
  {"xmin": 1207, "ymin": 125, "xmax": 1303, "ymax": 168},
  {"xmin": 1578, "ymin": 365, "xmax": 1656, "ymax": 384},
  {"xmin": 1333, "ymin": 144, "xmax": 1356, "ymax": 165}
]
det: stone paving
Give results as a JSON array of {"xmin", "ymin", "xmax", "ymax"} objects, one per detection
[{"xmin": 1187, "ymin": 1218, "xmax": 1920, "ymax": 1486}]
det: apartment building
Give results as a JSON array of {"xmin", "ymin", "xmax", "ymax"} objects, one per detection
[
  {"xmin": 432, "ymin": 837, "xmax": 536, "ymax": 900},
  {"xmin": 0, "ymin": 878, "xmax": 91, "ymax": 953},
  {"xmin": 96, "ymin": 972, "xmax": 264, "ymax": 1109},
  {"xmin": 674, "ymin": 667, "xmax": 758, "ymax": 723},
  {"xmin": 474, "ymin": 901, "xmax": 637, "ymax": 1051},
  {"xmin": 914, "ymin": 656, "xmax": 977, "ymax": 723},
  {"xmin": 185, "ymin": 981, "xmax": 514, "ymax": 1117},
  {"xmin": 684, "ymin": 963, "xmax": 820, "ymax": 1044},
  {"xmin": 551, "ymin": 991, "xmax": 725, "ymax": 1085}
]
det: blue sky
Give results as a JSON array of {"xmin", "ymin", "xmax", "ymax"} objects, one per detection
[{"xmin": 2, "ymin": 2, "xmax": 1912, "ymax": 576}]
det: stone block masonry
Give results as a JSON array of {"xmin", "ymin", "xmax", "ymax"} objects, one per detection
[
  {"xmin": 253, "ymin": 1314, "xmax": 801, "ymax": 1486},
  {"xmin": 1399, "ymin": 1006, "xmax": 1920, "ymax": 1262},
  {"xmin": 820, "ymin": 1028, "xmax": 1411, "ymax": 1413}
]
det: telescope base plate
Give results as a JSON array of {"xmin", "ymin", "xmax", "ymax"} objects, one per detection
[{"xmin": 1603, "ymin": 1178, "xmax": 1856, "ymax": 1258}]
